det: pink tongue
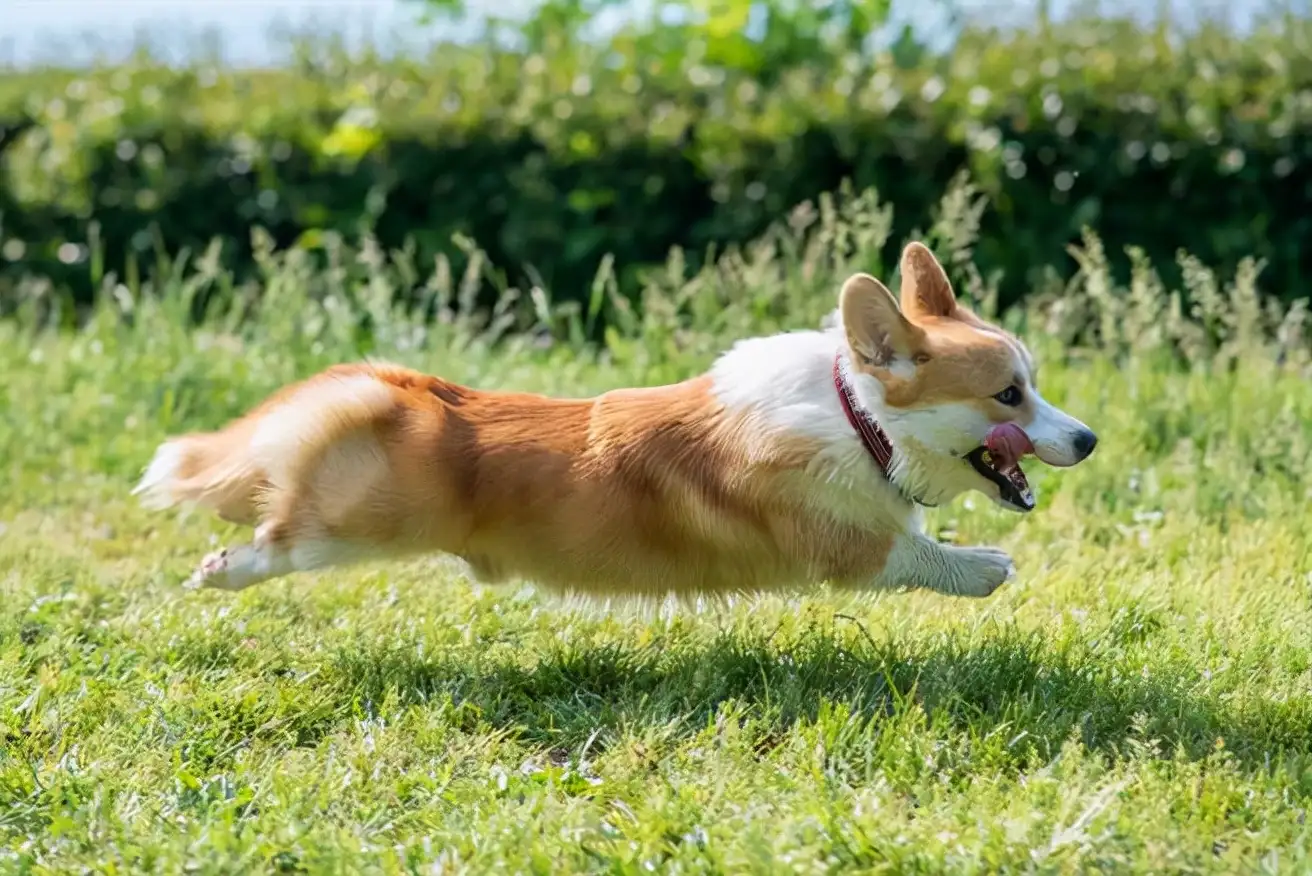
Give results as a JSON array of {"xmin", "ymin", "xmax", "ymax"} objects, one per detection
[{"xmin": 985, "ymin": 423, "xmax": 1034, "ymax": 471}]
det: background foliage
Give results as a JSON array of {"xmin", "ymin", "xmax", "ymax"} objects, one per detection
[
  {"xmin": 7, "ymin": 4, "xmax": 1312, "ymax": 871},
  {"xmin": 6, "ymin": 175, "xmax": 1312, "ymax": 872},
  {"xmin": 2, "ymin": 1, "xmax": 1310, "ymax": 325}
]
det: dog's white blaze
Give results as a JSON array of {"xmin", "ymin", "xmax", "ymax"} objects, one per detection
[
  {"xmin": 998, "ymin": 333, "xmax": 1094, "ymax": 465},
  {"xmin": 1025, "ymin": 392, "xmax": 1092, "ymax": 467}
]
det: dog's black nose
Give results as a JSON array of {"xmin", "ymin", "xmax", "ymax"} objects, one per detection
[{"xmin": 1073, "ymin": 429, "xmax": 1098, "ymax": 460}]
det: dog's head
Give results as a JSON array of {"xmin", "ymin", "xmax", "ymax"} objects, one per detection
[{"xmin": 838, "ymin": 242, "xmax": 1096, "ymax": 512}]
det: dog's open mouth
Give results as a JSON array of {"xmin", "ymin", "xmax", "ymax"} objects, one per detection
[{"xmin": 965, "ymin": 423, "xmax": 1036, "ymax": 512}]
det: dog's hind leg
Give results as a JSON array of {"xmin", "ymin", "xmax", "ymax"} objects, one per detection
[
  {"xmin": 184, "ymin": 523, "xmax": 366, "ymax": 591},
  {"xmin": 186, "ymin": 541, "xmax": 291, "ymax": 591},
  {"xmin": 186, "ymin": 423, "xmax": 406, "ymax": 592},
  {"xmin": 184, "ymin": 371, "xmax": 405, "ymax": 592}
]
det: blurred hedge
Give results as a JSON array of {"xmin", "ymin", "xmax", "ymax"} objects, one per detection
[{"xmin": 2, "ymin": 12, "xmax": 1311, "ymax": 319}]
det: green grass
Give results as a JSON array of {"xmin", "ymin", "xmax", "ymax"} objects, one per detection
[{"xmin": 4, "ymin": 202, "xmax": 1312, "ymax": 873}]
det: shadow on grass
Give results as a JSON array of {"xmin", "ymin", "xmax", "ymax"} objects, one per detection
[{"xmin": 326, "ymin": 624, "xmax": 1310, "ymax": 771}]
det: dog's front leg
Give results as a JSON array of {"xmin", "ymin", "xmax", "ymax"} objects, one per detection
[{"xmin": 875, "ymin": 533, "xmax": 1015, "ymax": 598}]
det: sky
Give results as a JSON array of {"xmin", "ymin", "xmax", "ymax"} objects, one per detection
[{"xmin": 1, "ymin": 0, "xmax": 1273, "ymax": 68}]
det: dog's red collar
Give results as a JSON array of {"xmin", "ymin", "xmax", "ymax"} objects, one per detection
[
  {"xmin": 832, "ymin": 353, "xmax": 932, "ymax": 506},
  {"xmin": 832, "ymin": 353, "xmax": 895, "ymax": 473}
]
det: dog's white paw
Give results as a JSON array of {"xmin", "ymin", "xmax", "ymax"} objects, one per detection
[
  {"xmin": 184, "ymin": 548, "xmax": 230, "ymax": 590},
  {"xmin": 950, "ymin": 546, "xmax": 1015, "ymax": 597}
]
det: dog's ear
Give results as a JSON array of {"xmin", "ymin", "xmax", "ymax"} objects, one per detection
[
  {"xmin": 839, "ymin": 273, "xmax": 924, "ymax": 368},
  {"xmin": 899, "ymin": 242, "xmax": 957, "ymax": 320}
]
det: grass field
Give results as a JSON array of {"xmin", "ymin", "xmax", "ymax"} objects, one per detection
[{"xmin": 4, "ymin": 199, "xmax": 1312, "ymax": 873}]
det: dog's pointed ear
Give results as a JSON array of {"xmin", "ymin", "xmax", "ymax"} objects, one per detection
[
  {"xmin": 839, "ymin": 273, "xmax": 924, "ymax": 367},
  {"xmin": 899, "ymin": 242, "xmax": 957, "ymax": 320}
]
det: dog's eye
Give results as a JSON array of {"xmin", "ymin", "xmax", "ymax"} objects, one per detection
[{"xmin": 994, "ymin": 386, "xmax": 1023, "ymax": 406}]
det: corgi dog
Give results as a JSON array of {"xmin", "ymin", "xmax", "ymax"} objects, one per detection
[{"xmin": 135, "ymin": 243, "xmax": 1096, "ymax": 600}]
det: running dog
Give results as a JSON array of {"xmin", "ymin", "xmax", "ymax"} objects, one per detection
[{"xmin": 135, "ymin": 242, "xmax": 1097, "ymax": 599}]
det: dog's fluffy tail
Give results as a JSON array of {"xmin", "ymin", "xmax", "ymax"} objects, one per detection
[
  {"xmin": 133, "ymin": 426, "xmax": 263, "ymax": 523},
  {"xmin": 133, "ymin": 366, "xmax": 400, "ymax": 524}
]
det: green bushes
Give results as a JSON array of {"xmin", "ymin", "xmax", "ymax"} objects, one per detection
[{"xmin": 2, "ymin": 12, "xmax": 1310, "ymax": 322}]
